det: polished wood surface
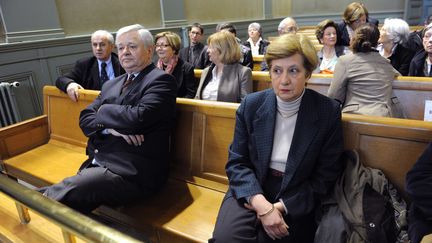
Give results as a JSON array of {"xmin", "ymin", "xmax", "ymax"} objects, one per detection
[
  {"xmin": 248, "ymin": 71, "xmax": 432, "ymax": 121},
  {"xmin": 0, "ymin": 192, "xmax": 85, "ymax": 243},
  {"xmin": 3, "ymin": 141, "xmax": 86, "ymax": 187},
  {"xmin": 2, "ymin": 86, "xmax": 432, "ymax": 242}
]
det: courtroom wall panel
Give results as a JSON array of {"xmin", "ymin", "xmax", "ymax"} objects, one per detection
[
  {"xmin": 291, "ymin": 0, "xmax": 405, "ymax": 25},
  {"xmin": 184, "ymin": 0, "xmax": 264, "ymax": 24},
  {"xmin": 0, "ymin": 38, "xmax": 91, "ymax": 121},
  {"xmin": 55, "ymin": 0, "xmax": 162, "ymax": 36},
  {"xmin": 272, "ymin": 0, "xmax": 292, "ymax": 18}
]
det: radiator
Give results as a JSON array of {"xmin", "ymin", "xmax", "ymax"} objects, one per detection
[{"xmin": 0, "ymin": 82, "xmax": 21, "ymax": 128}]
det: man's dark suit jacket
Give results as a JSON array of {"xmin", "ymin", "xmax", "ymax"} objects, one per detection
[
  {"xmin": 225, "ymin": 88, "xmax": 344, "ymax": 219},
  {"xmin": 56, "ymin": 53, "xmax": 125, "ymax": 92},
  {"xmin": 171, "ymin": 58, "xmax": 196, "ymax": 98},
  {"xmin": 179, "ymin": 42, "xmax": 205, "ymax": 68},
  {"xmin": 79, "ymin": 63, "xmax": 177, "ymax": 192},
  {"xmin": 409, "ymin": 50, "xmax": 428, "ymax": 77}
]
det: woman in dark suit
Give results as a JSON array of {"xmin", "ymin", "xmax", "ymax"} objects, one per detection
[
  {"xmin": 337, "ymin": 2, "xmax": 377, "ymax": 47},
  {"xmin": 155, "ymin": 31, "xmax": 196, "ymax": 98},
  {"xmin": 377, "ymin": 18, "xmax": 415, "ymax": 76},
  {"xmin": 195, "ymin": 31, "xmax": 252, "ymax": 103},
  {"xmin": 210, "ymin": 34, "xmax": 344, "ymax": 242}
]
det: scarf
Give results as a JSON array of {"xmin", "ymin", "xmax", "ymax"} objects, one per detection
[{"xmin": 157, "ymin": 55, "xmax": 178, "ymax": 74}]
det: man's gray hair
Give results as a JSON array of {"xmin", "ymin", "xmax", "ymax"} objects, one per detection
[
  {"xmin": 278, "ymin": 17, "xmax": 297, "ymax": 32},
  {"xmin": 115, "ymin": 24, "xmax": 154, "ymax": 48},
  {"xmin": 91, "ymin": 30, "xmax": 114, "ymax": 44}
]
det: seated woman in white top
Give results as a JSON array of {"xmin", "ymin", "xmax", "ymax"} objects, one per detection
[
  {"xmin": 243, "ymin": 22, "xmax": 270, "ymax": 56},
  {"xmin": 314, "ymin": 19, "xmax": 349, "ymax": 74},
  {"xmin": 195, "ymin": 31, "xmax": 252, "ymax": 103}
]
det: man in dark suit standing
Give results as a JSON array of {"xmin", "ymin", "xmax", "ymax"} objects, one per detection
[
  {"xmin": 179, "ymin": 23, "xmax": 205, "ymax": 68},
  {"xmin": 42, "ymin": 24, "xmax": 178, "ymax": 214},
  {"xmin": 56, "ymin": 30, "xmax": 125, "ymax": 102}
]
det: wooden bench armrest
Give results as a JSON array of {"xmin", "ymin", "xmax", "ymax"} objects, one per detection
[{"xmin": 0, "ymin": 115, "xmax": 49, "ymax": 160}]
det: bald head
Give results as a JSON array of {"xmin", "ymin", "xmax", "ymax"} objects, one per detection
[{"xmin": 278, "ymin": 17, "xmax": 298, "ymax": 35}]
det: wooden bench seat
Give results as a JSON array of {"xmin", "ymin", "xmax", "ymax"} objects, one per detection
[
  {"xmin": 2, "ymin": 85, "xmax": 432, "ymax": 242},
  {"xmin": 3, "ymin": 140, "xmax": 85, "ymax": 187}
]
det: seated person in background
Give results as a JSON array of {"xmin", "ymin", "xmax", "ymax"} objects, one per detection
[
  {"xmin": 406, "ymin": 14, "xmax": 432, "ymax": 53},
  {"xmin": 409, "ymin": 23, "xmax": 432, "ymax": 77},
  {"xmin": 377, "ymin": 18, "xmax": 415, "ymax": 76},
  {"xmin": 336, "ymin": 2, "xmax": 378, "ymax": 47},
  {"xmin": 210, "ymin": 33, "xmax": 344, "ymax": 243},
  {"xmin": 277, "ymin": 17, "xmax": 299, "ymax": 35},
  {"xmin": 195, "ymin": 31, "xmax": 252, "ymax": 103},
  {"xmin": 155, "ymin": 31, "xmax": 195, "ymax": 98},
  {"xmin": 56, "ymin": 30, "xmax": 125, "ymax": 102},
  {"xmin": 261, "ymin": 17, "xmax": 298, "ymax": 71},
  {"xmin": 328, "ymin": 23, "xmax": 404, "ymax": 118},
  {"xmin": 243, "ymin": 22, "xmax": 270, "ymax": 55},
  {"xmin": 179, "ymin": 23, "xmax": 205, "ymax": 68},
  {"xmin": 314, "ymin": 19, "xmax": 349, "ymax": 74},
  {"xmin": 40, "ymin": 24, "xmax": 177, "ymax": 214},
  {"xmin": 198, "ymin": 23, "xmax": 254, "ymax": 70},
  {"xmin": 406, "ymin": 143, "xmax": 432, "ymax": 243}
]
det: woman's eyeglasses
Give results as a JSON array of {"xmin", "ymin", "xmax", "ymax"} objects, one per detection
[{"xmin": 155, "ymin": 44, "xmax": 170, "ymax": 48}]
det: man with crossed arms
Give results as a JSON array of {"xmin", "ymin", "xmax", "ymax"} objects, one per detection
[{"xmin": 42, "ymin": 24, "xmax": 177, "ymax": 214}]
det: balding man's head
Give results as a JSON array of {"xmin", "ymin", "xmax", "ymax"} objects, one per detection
[{"xmin": 278, "ymin": 17, "xmax": 298, "ymax": 35}]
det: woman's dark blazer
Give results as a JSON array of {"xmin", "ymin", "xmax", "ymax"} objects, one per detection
[
  {"xmin": 389, "ymin": 44, "xmax": 415, "ymax": 76},
  {"xmin": 225, "ymin": 88, "xmax": 344, "ymax": 219},
  {"xmin": 336, "ymin": 22, "xmax": 352, "ymax": 47},
  {"xmin": 172, "ymin": 58, "xmax": 196, "ymax": 98},
  {"xmin": 243, "ymin": 39, "xmax": 270, "ymax": 55},
  {"xmin": 336, "ymin": 19, "xmax": 379, "ymax": 47}
]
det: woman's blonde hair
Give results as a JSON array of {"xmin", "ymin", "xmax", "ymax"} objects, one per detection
[
  {"xmin": 264, "ymin": 34, "xmax": 318, "ymax": 78},
  {"xmin": 154, "ymin": 31, "xmax": 181, "ymax": 54},
  {"xmin": 207, "ymin": 31, "xmax": 241, "ymax": 64},
  {"xmin": 343, "ymin": 2, "xmax": 367, "ymax": 25}
]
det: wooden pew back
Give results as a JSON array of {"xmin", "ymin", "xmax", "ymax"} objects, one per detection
[
  {"xmin": 251, "ymin": 71, "xmax": 432, "ymax": 121},
  {"xmin": 174, "ymin": 98, "xmax": 432, "ymax": 198},
  {"xmin": 44, "ymin": 87, "xmax": 96, "ymax": 147}
]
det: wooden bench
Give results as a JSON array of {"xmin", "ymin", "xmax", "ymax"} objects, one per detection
[
  {"xmin": 253, "ymin": 55, "xmax": 264, "ymax": 71},
  {"xmin": 1, "ymin": 85, "xmax": 432, "ymax": 242},
  {"xmin": 251, "ymin": 71, "xmax": 432, "ymax": 121}
]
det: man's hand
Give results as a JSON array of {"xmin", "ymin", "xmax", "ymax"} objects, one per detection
[
  {"xmin": 107, "ymin": 128, "xmax": 144, "ymax": 146},
  {"xmin": 66, "ymin": 82, "xmax": 84, "ymax": 102}
]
